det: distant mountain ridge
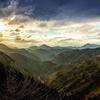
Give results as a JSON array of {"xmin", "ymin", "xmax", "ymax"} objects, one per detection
[{"xmin": 80, "ymin": 43, "xmax": 100, "ymax": 49}]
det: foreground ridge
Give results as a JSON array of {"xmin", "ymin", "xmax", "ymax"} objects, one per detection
[{"xmin": 0, "ymin": 62, "xmax": 81, "ymax": 100}]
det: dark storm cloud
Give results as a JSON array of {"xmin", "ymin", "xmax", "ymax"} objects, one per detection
[
  {"xmin": 29, "ymin": 0, "xmax": 100, "ymax": 20},
  {"xmin": 0, "ymin": 0, "xmax": 100, "ymax": 20},
  {"xmin": 0, "ymin": 0, "xmax": 34, "ymax": 18}
]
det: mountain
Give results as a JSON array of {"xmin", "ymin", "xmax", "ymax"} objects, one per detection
[
  {"xmin": 0, "ymin": 44, "xmax": 14, "ymax": 53},
  {"xmin": 80, "ymin": 43, "xmax": 100, "ymax": 49},
  {"xmin": 0, "ymin": 43, "xmax": 100, "ymax": 99},
  {"xmin": 0, "ymin": 47, "xmax": 73, "ymax": 99},
  {"xmin": 0, "ymin": 51, "xmax": 14, "ymax": 65},
  {"xmin": 52, "ymin": 47, "xmax": 100, "ymax": 65},
  {"xmin": 28, "ymin": 45, "xmax": 71, "ymax": 61},
  {"xmin": 0, "ymin": 43, "xmax": 100, "ymax": 79},
  {"xmin": 40, "ymin": 44, "xmax": 52, "ymax": 50},
  {"xmin": 0, "ymin": 57, "xmax": 76, "ymax": 100},
  {"xmin": 48, "ymin": 59, "xmax": 100, "ymax": 100},
  {"xmin": 0, "ymin": 44, "xmax": 59, "ymax": 81}
]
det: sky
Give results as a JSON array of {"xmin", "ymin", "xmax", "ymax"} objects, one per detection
[{"xmin": 0, "ymin": 0, "xmax": 100, "ymax": 48}]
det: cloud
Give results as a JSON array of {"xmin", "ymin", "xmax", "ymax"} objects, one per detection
[
  {"xmin": 19, "ymin": 25, "xmax": 24, "ymax": 28},
  {"xmin": 0, "ymin": 0, "xmax": 18, "ymax": 18},
  {"xmin": 10, "ymin": 32, "xmax": 20, "ymax": 36},
  {"xmin": 0, "ymin": 0, "xmax": 34, "ymax": 21},
  {"xmin": 7, "ymin": 15, "xmax": 32, "ymax": 25},
  {"xmin": 15, "ymin": 29, "xmax": 20, "ymax": 32},
  {"xmin": 0, "ymin": 0, "xmax": 100, "ymax": 20},
  {"xmin": 0, "ymin": 0, "xmax": 100, "ymax": 47},
  {"xmin": 0, "ymin": 33, "xmax": 4, "ymax": 42},
  {"xmin": 14, "ymin": 35, "xmax": 40, "ymax": 44},
  {"xmin": 38, "ymin": 23, "xmax": 48, "ymax": 28}
]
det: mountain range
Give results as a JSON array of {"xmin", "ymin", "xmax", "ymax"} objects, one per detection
[{"xmin": 0, "ymin": 43, "xmax": 100, "ymax": 99}]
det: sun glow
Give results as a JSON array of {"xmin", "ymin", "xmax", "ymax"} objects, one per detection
[{"xmin": 0, "ymin": 22, "xmax": 7, "ymax": 30}]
